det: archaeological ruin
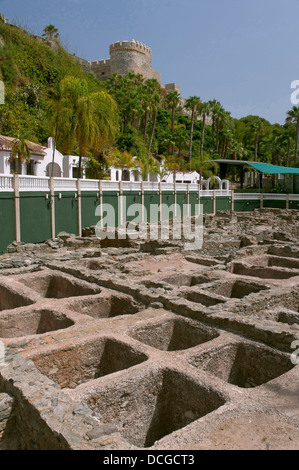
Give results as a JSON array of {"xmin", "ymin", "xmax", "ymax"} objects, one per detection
[{"xmin": 0, "ymin": 208, "xmax": 299, "ymax": 450}]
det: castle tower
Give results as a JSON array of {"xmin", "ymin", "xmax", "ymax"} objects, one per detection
[{"xmin": 90, "ymin": 40, "xmax": 161, "ymax": 82}]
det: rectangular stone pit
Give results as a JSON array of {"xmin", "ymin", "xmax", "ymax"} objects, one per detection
[
  {"xmin": 246, "ymin": 255, "xmax": 299, "ymax": 270},
  {"xmin": 66, "ymin": 290, "xmax": 141, "ymax": 319},
  {"xmin": 204, "ymin": 280, "xmax": 269, "ymax": 299},
  {"xmin": 181, "ymin": 289, "xmax": 226, "ymax": 307},
  {"xmin": 230, "ymin": 261, "xmax": 299, "ymax": 280},
  {"xmin": 275, "ymin": 308, "xmax": 299, "ymax": 326},
  {"xmin": 129, "ymin": 316, "xmax": 219, "ymax": 351},
  {"xmin": 161, "ymin": 273, "xmax": 211, "ymax": 287},
  {"xmin": 0, "ymin": 284, "xmax": 35, "ymax": 312},
  {"xmin": 188, "ymin": 342, "xmax": 294, "ymax": 388},
  {"xmin": 84, "ymin": 368, "xmax": 226, "ymax": 448},
  {"xmin": 30, "ymin": 337, "xmax": 148, "ymax": 389},
  {"xmin": 0, "ymin": 308, "xmax": 74, "ymax": 339},
  {"xmin": 16, "ymin": 270, "xmax": 101, "ymax": 299}
]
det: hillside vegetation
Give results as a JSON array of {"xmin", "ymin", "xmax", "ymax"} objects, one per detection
[{"xmin": 0, "ymin": 19, "xmax": 104, "ymax": 145}]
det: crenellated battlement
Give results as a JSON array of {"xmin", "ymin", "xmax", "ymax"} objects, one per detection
[
  {"xmin": 90, "ymin": 59, "xmax": 111, "ymax": 66},
  {"xmin": 109, "ymin": 39, "xmax": 152, "ymax": 56},
  {"xmin": 80, "ymin": 39, "xmax": 161, "ymax": 82}
]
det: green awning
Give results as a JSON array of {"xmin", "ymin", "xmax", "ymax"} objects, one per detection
[{"xmin": 246, "ymin": 162, "xmax": 299, "ymax": 175}]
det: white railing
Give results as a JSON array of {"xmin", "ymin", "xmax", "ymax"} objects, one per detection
[
  {"xmin": 122, "ymin": 181, "xmax": 143, "ymax": 191},
  {"xmin": 54, "ymin": 178, "xmax": 77, "ymax": 192},
  {"xmin": 189, "ymin": 183, "xmax": 199, "ymax": 192},
  {"xmin": 143, "ymin": 182, "xmax": 160, "ymax": 192},
  {"xmin": 263, "ymin": 193, "xmax": 287, "ymax": 200},
  {"xmin": 80, "ymin": 179, "xmax": 99, "ymax": 191},
  {"xmin": 176, "ymin": 183, "xmax": 189, "ymax": 191},
  {"xmin": 19, "ymin": 175, "xmax": 50, "ymax": 192},
  {"xmin": 101, "ymin": 181, "xmax": 120, "ymax": 191},
  {"xmin": 0, "ymin": 174, "xmax": 234, "ymax": 195},
  {"xmin": 234, "ymin": 193, "xmax": 261, "ymax": 200},
  {"xmin": 0, "ymin": 175, "xmax": 13, "ymax": 192}
]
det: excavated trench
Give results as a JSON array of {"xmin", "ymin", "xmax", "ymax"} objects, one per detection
[
  {"xmin": 0, "ymin": 284, "xmax": 34, "ymax": 311},
  {"xmin": 0, "ymin": 308, "xmax": 74, "ymax": 338},
  {"xmin": 65, "ymin": 291, "xmax": 141, "ymax": 319},
  {"xmin": 83, "ymin": 368, "xmax": 226, "ymax": 448},
  {"xmin": 16, "ymin": 270, "xmax": 101, "ymax": 299},
  {"xmin": 189, "ymin": 342, "xmax": 294, "ymax": 388},
  {"xmin": 30, "ymin": 337, "xmax": 148, "ymax": 389},
  {"xmin": 129, "ymin": 317, "xmax": 219, "ymax": 351}
]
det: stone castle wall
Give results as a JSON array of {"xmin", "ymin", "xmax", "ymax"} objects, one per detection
[
  {"xmin": 90, "ymin": 40, "xmax": 161, "ymax": 82},
  {"xmin": 72, "ymin": 39, "xmax": 181, "ymax": 95}
]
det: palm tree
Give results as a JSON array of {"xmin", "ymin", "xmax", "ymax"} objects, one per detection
[
  {"xmin": 185, "ymin": 96, "xmax": 201, "ymax": 168},
  {"xmin": 42, "ymin": 24, "xmax": 59, "ymax": 41},
  {"xmin": 208, "ymin": 99, "xmax": 221, "ymax": 141},
  {"xmin": 283, "ymin": 120, "xmax": 295, "ymax": 167},
  {"xmin": 142, "ymin": 78, "xmax": 161, "ymax": 145},
  {"xmin": 165, "ymin": 90, "xmax": 181, "ymax": 154},
  {"xmin": 213, "ymin": 105, "xmax": 226, "ymax": 154},
  {"xmin": 199, "ymin": 101, "xmax": 211, "ymax": 158},
  {"xmin": 135, "ymin": 154, "xmax": 160, "ymax": 181},
  {"xmin": 56, "ymin": 76, "xmax": 118, "ymax": 177},
  {"xmin": 104, "ymin": 149, "xmax": 137, "ymax": 180},
  {"xmin": 148, "ymin": 91, "xmax": 163, "ymax": 153},
  {"xmin": 163, "ymin": 155, "xmax": 187, "ymax": 183},
  {"xmin": 286, "ymin": 106, "xmax": 299, "ymax": 168},
  {"xmin": 253, "ymin": 118, "xmax": 264, "ymax": 160},
  {"xmin": 174, "ymin": 124, "xmax": 189, "ymax": 159},
  {"xmin": 191, "ymin": 147, "xmax": 219, "ymax": 186},
  {"xmin": 9, "ymin": 131, "xmax": 32, "ymax": 174}
]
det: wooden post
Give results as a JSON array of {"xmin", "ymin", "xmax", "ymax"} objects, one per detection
[
  {"xmin": 141, "ymin": 181, "xmax": 145, "ymax": 223},
  {"xmin": 159, "ymin": 182, "xmax": 162, "ymax": 223},
  {"xmin": 50, "ymin": 177, "xmax": 55, "ymax": 239},
  {"xmin": 13, "ymin": 174, "xmax": 21, "ymax": 242},
  {"xmin": 286, "ymin": 193, "xmax": 290, "ymax": 210},
  {"xmin": 174, "ymin": 182, "xmax": 177, "ymax": 218},
  {"xmin": 260, "ymin": 192, "xmax": 264, "ymax": 209},
  {"xmin": 99, "ymin": 180, "xmax": 103, "ymax": 229},
  {"xmin": 198, "ymin": 181, "xmax": 201, "ymax": 216},
  {"xmin": 119, "ymin": 180, "xmax": 123, "ymax": 227},
  {"xmin": 77, "ymin": 179, "xmax": 82, "ymax": 236},
  {"xmin": 213, "ymin": 189, "xmax": 216, "ymax": 216},
  {"xmin": 231, "ymin": 189, "xmax": 234, "ymax": 212}
]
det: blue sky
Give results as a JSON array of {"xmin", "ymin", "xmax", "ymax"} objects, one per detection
[{"xmin": 0, "ymin": 0, "xmax": 298, "ymax": 124}]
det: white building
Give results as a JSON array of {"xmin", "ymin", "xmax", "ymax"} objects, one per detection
[
  {"xmin": 0, "ymin": 135, "xmax": 84, "ymax": 178},
  {"xmin": 161, "ymin": 170, "xmax": 200, "ymax": 184},
  {"xmin": 63, "ymin": 154, "xmax": 86, "ymax": 179}
]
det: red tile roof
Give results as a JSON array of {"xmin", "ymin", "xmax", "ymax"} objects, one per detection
[{"xmin": 0, "ymin": 135, "xmax": 46, "ymax": 156}]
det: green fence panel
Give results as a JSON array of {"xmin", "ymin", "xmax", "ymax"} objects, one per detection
[
  {"xmin": 234, "ymin": 200, "xmax": 260, "ymax": 212},
  {"xmin": 123, "ymin": 191, "xmax": 142, "ymax": 224},
  {"xmin": 177, "ymin": 192, "xmax": 188, "ymax": 217},
  {"xmin": 290, "ymin": 200, "xmax": 299, "ymax": 210},
  {"xmin": 263, "ymin": 199, "xmax": 286, "ymax": 209},
  {"xmin": 161, "ymin": 191, "xmax": 175, "ymax": 221},
  {"xmin": 0, "ymin": 193, "xmax": 15, "ymax": 254},
  {"xmin": 201, "ymin": 196, "xmax": 214, "ymax": 214},
  {"xmin": 81, "ymin": 192, "xmax": 100, "ymax": 229},
  {"xmin": 189, "ymin": 192, "xmax": 199, "ymax": 216},
  {"xmin": 216, "ymin": 196, "xmax": 231, "ymax": 211},
  {"xmin": 20, "ymin": 192, "xmax": 51, "ymax": 244},
  {"xmin": 102, "ymin": 192, "xmax": 119, "ymax": 227},
  {"xmin": 144, "ymin": 192, "xmax": 160, "ymax": 224},
  {"xmin": 55, "ymin": 192, "xmax": 78, "ymax": 236}
]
